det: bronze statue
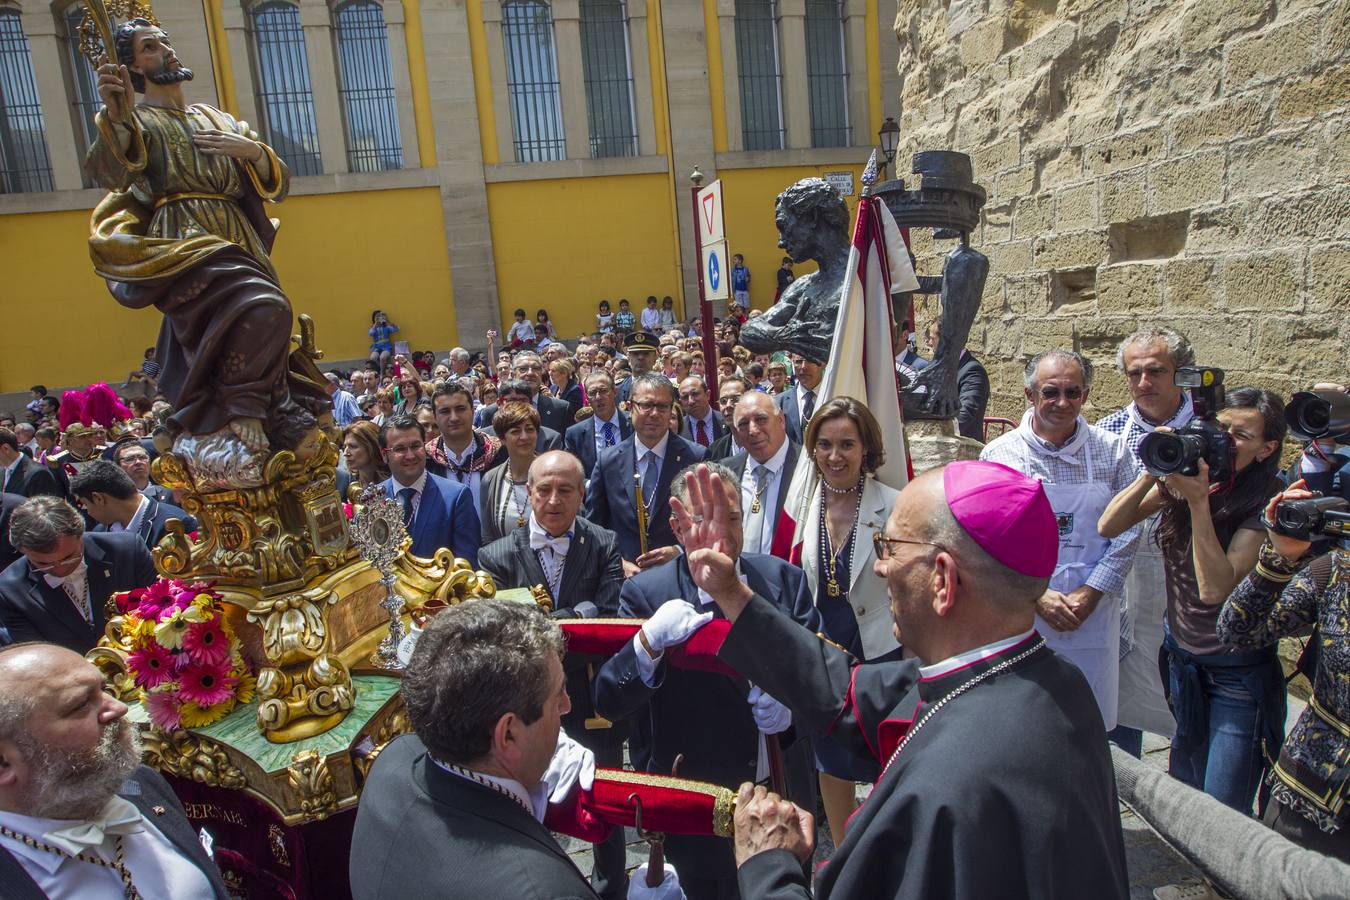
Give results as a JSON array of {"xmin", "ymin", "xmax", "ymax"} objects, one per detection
[
  {"xmin": 875, "ymin": 151, "xmax": 989, "ymax": 422},
  {"xmin": 738, "ymin": 178, "xmax": 852, "ymax": 364},
  {"xmin": 87, "ymin": 18, "xmax": 328, "ymax": 458}
]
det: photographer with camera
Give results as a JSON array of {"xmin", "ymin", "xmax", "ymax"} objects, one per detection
[
  {"xmin": 1212, "ymin": 384, "xmax": 1350, "ymax": 862},
  {"xmin": 1100, "ymin": 379, "xmax": 1288, "ymax": 815},
  {"xmin": 1098, "ymin": 327, "xmax": 1197, "ymax": 756}
]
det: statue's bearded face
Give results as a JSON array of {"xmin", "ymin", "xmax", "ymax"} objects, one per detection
[{"xmin": 131, "ymin": 27, "xmax": 194, "ymax": 87}]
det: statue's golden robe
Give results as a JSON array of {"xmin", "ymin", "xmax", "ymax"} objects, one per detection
[{"xmin": 85, "ymin": 104, "xmax": 327, "ymax": 443}]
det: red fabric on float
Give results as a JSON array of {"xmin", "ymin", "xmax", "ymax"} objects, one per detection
[
  {"xmin": 557, "ymin": 618, "xmax": 738, "ymax": 677},
  {"xmin": 545, "ymin": 768, "xmax": 736, "ymax": 842}
]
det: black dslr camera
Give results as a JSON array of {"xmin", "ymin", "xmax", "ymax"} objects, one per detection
[
  {"xmin": 1285, "ymin": 390, "xmax": 1350, "ymax": 444},
  {"xmin": 1272, "ymin": 495, "xmax": 1350, "ymax": 542},
  {"xmin": 1138, "ymin": 366, "xmax": 1236, "ymax": 483}
]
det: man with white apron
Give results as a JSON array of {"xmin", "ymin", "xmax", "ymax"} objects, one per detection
[{"xmin": 981, "ymin": 349, "xmax": 1141, "ymax": 730}]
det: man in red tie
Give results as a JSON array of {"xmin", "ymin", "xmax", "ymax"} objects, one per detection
[{"xmin": 679, "ymin": 377, "xmax": 726, "ymax": 449}]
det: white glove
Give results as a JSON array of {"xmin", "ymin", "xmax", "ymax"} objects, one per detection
[
  {"xmin": 627, "ymin": 863, "xmax": 685, "ymax": 900},
  {"xmin": 748, "ymin": 686, "xmax": 791, "ymax": 735},
  {"xmin": 639, "ymin": 599, "xmax": 714, "ymax": 657},
  {"xmin": 541, "ymin": 729, "xmax": 595, "ymax": 804}
]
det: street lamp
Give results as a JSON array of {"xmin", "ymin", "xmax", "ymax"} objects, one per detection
[{"xmin": 878, "ymin": 117, "xmax": 900, "ymax": 176}]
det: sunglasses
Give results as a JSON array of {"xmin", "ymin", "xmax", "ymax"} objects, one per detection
[{"xmin": 1036, "ymin": 387, "xmax": 1084, "ymax": 401}]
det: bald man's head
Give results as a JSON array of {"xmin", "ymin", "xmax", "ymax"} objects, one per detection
[
  {"xmin": 528, "ymin": 451, "xmax": 586, "ymax": 537},
  {"xmin": 734, "ymin": 391, "xmax": 786, "ymax": 463}
]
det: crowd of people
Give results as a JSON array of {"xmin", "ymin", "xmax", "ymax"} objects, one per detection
[{"xmin": 0, "ymin": 312, "xmax": 1346, "ymax": 900}]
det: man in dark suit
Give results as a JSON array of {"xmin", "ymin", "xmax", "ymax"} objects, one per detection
[
  {"xmin": 775, "ymin": 353, "xmax": 825, "ymax": 444},
  {"xmin": 0, "ymin": 428, "xmax": 61, "ymax": 499},
  {"xmin": 724, "ymin": 392, "xmax": 799, "ymax": 557},
  {"xmin": 110, "ymin": 439, "xmax": 174, "ymax": 504},
  {"xmin": 379, "ymin": 416, "xmax": 481, "ymax": 566},
  {"xmin": 69, "ymin": 460, "xmax": 197, "ymax": 550},
  {"xmin": 564, "ymin": 371, "xmax": 631, "ymax": 478},
  {"xmin": 0, "ymin": 643, "xmax": 232, "ymax": 899},
  {"xmin": 677, "ymin": 377, "xmax": 728, "ymax": 449},
  {"xmin": 593, "ymin": 462, "xmax": 820, "ymax": 900},
  {"xmin": 0, "ymin": 493, "xmax": 24, "ymax": 571},
  {"xmin": 0, "ymin": 496, "xmax": 156, "ymax": 653},
  {"xmin": 476, "ymin": 354, "xmax": 571, "ymax": 434},
  {"xmin": 351, "ymin": 601, "xmax": 610, "ymax": 900},
  {"xmin": 706, "ymin": 376, "xmax": 751, "ymax": 462},
  {"xmin": 585, "ymin": 374, "xmax": 704, "ymax": 573},
  {"xmin": 478, "ymin": 451, "xmax": 628, "ymax": 899}
]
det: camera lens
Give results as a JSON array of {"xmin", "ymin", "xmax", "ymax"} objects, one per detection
[{"xmin": 1139, "ymin": 432, "xmax": 1205, "ymax": 477}]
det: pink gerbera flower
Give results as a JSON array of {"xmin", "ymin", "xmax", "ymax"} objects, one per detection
[
  {"xmin": 128, "ymin": 644, "xmax": 176, "ymax": 689},
  {"xmin": 135, "ymin": 580, "xmax": 177, "ymax": 619},
  {"xmin": 182, "ymin": 620, "xmax": 230, "ymax": 666},
  {"xmin": 144, "ymin": 688, "xmax": 182, "ymax": 731},
  {"xmin": 177, "ymin": 660, "xmax": 236, "ymax": 708}
]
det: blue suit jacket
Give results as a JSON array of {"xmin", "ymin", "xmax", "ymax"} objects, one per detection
[
  {"xmin": 583, "ymin": 434, "xmax": 704, "ymax": 561},
  {"xmin": 382, "ymin": 471, "xmax": 481, "ymax": 567},
  {"xmin": 564, "ymin": 412, "xmax": 632, "ymax": 477},
  {"xmin": 93, "ymin": 497, "xmax": 198, "ymax": 549}
]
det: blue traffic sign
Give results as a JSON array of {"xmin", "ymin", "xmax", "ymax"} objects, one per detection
[{"xmin": 707, "ymin": 250, "xmax": 721, "ymax": 291}]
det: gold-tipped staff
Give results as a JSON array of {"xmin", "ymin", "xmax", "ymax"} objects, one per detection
[{"xmin": 76, "ymin": 0, "xmax": 157, "ymax": 123}]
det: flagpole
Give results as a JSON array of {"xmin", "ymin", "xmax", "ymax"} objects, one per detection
[{"xmin": 689, "ymin": 167, "xmax": 719, "ymax": 404}]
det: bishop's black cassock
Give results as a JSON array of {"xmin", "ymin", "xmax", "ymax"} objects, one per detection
[{"xmin": 719, "ymin": 594, "xmax": 1129, "ymax": 900}]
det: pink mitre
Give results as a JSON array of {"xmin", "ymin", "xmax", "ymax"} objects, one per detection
[{"xmin": 942, "ymin": 460, "xmax": 1057, "ymax": 578}]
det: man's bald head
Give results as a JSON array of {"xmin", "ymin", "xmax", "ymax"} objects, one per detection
[{"xmin": 528, "ymin": 450, "xmax": 585, "ymax": 488}]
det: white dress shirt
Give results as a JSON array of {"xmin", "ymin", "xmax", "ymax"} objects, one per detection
[
  {"xmin": 390, "ymin": 470, "xmax": 429, "ymax": 520},
  {"xmin": 918, "ymin": 628, "xmax": 1036, "ymax": 679},
  {"xmin": 592, "ymin": 413, "xmax": 624, "ymax": 458},
  {"xmin": 440, "ymin": 441, "xmax": 484, "ymax": 508},
  {"xmin": 109, "ymin": 494, "xmax": 150, "ymax": 537},
  {"xmin": 430, "ymin": 758, "xmax": 549, "ymax": 823},
  {"xmin": 740, "ymin": 439, "xmax": 790, "ymax": 555},
  {"xmin": 0, "ymin": 803, "xmax": 216, "ymax": 900}
]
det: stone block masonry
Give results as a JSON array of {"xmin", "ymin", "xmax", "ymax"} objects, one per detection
[{"xmin": 892, "ymin": 0, "xmax": 1350, "ymax": 424}]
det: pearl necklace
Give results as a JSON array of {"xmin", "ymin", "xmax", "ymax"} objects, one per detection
[{"xmin": 819, "ymin": 476, "xmax": 864, "ymax": 598}]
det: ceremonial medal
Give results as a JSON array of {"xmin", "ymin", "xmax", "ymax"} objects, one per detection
[
  {"xmin": 517, "ymin": 515, "xmax": 526, "ymax": 527},
  {"xmin": 751, "ymin": 498, "xmax": 761, "ymax": 514},
  {"xmin": 826, "ymin": 579, "xmax": 841, "ymax": 597}
]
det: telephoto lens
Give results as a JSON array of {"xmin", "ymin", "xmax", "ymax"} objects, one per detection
[
  {"xmin": 1138, "ymin": 431, "xmax": 1207, "ymax": 477},
  {"xmin": 1285, "ymin": 390, "xmax": 1350, "ymax": 443}
]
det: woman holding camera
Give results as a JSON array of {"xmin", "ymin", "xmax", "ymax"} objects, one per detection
[
  {"xmin": 1100, "ymin": 386, "xmax": 1288, "ymax": 813},
  {"xmin": 1214, "ymin": 477, "xmax": 1350, "ymax": 861}
]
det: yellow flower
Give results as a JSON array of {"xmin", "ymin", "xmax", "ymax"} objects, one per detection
[
  {"xmin": 191, "ymin": 594, "xmax": 215, "ymax": 616},
  {"xmin": 121, "ymin": 614, "xmax": 150, "ymax": 649},
  {"xmin": 234, "ymin": 672, "xmax": 257, "ymax": 704},
  {"xmin": 178, "ymin": 699, "xmax": 230, "ymax": 729},
  {"xmin": 154, "ymin": 603, "xmax": 209, "ymax": 650}
]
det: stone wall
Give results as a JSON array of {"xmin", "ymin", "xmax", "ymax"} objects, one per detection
[{"xmin": 892, "ymin": 0, "xmax": 1349, "ymax": 426}]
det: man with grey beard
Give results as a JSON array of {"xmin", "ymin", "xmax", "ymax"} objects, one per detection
[{"xmin": 0, "ymin": 643, "xmax": 229, "ymax": 898}]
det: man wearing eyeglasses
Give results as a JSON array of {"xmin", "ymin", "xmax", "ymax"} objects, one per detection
[
  {"xmin": 0, "ymin": 496, "xmax": 156, "ymax": 652},
  {"xmin": 978, "ymin": 349, "xmax": 1140, "ymax": 732},
  {"xmin": 379, "ymin": 415, "xmax": 481, "ymax": 567},
  {"xmin": 585, "ymin": 373, "xmax": 704, "ymax": 575}
]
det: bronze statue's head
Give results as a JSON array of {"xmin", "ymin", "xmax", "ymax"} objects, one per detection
[
  {"xmin": 774, "ymin": 178, "xmax": 849, "ymax": 264},
  {"xmin": 115, "ymin": 18, "xmax": 193, "ymax": 93}
]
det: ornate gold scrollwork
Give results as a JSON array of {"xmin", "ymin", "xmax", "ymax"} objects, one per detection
[
  {"xmin": 286, "ymin": 750, "xmax": 338, "ymax": 821},
  {"xmin": 353, "ymin": 704, "xmax": 410, "ymax": 782},
  {"xmin": 143, "ymin": 730, "xmax": 247, "ymax": 790},
  {"xmin": 87, "ymin": 616, "xmax": 138, "ymax": 702}
]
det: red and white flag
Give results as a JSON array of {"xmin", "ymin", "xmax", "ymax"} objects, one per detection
[{"xmin": 771, "ymin": 175, "xmax": 919, "ymax": 564}]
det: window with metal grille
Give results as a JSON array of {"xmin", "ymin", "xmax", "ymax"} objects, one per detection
[
  {"xmin": 334, "ymin": 0, "xmax": 402, "ymax": 172},
  {"xmin": 0, "ymin": 8, "xmax": 54, "ymax": 193},
  {"xmin": 734, "ymin": 0, "xmax": 783, "ymax": 151},
  {"xmin": 62, "ymin": 5, "xmax": 101, "ymax": 186},
  {"xmin": 502, "ymin": 0, "xmax": 564, "ymax": 163},
  {"xmin": 579, "ymin": 0, "xmax": 636, "ymax": 158},
  {"xmin": 250, "ymin": 1, "xmax": 323, "ymax": 176},
  {"xmin": 805, "ymin": 0, "xmax": 848, "ymax": 148}
]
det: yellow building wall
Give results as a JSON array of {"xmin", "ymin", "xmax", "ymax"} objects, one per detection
[
  {"xmin": 487, "ymin": 173, "xmax": 681, "ymax": 339},
  {"xmin": 719, "ymin": 164, "xmax": 868, "ymax": 311},
  {"xmin": 0, "ymin": 186, "xmax": 456, "ymax": 392}
]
